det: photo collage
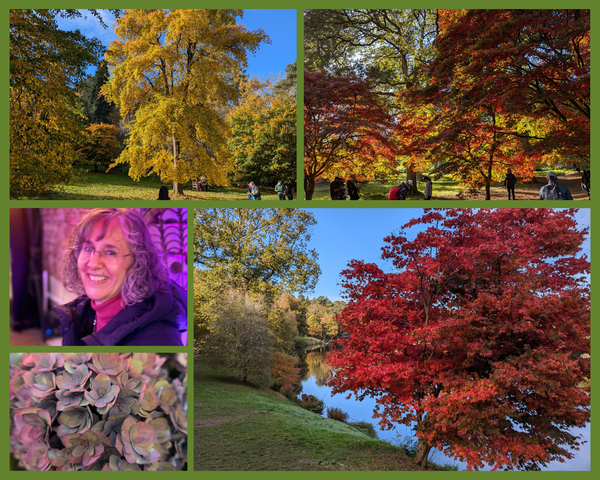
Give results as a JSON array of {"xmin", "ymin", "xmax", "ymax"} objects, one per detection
[{"xmin": 6, "ymin": 5, "xmax": 592, "ymax": 474}]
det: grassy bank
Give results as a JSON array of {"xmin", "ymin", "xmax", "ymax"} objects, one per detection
[{"xmin": 194, "ymin": 362, "xmax": 453, "ymax": 471}]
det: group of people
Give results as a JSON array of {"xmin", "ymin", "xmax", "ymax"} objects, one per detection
[
  {"xmin": 330, "ymin": 177, "xmax": 359, "ymax": 200},
  {"xmin": 274, "ymin": 180, "xmax": 294, "ymax": 200},
  {"xmin": 506, "ymin": 169, "xmax": 590, "ymax": 200},
  {"xmin": 387, "ymin": 176, "xmax": 433, "ymax": 200}
]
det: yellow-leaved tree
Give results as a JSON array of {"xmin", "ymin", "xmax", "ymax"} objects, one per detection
[{"xmin": 103, "ymin": 9, "xmax": 269, "ymax": 194}]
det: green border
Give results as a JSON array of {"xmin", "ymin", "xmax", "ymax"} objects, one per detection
[{"xmin": 3, "ymin": 2, "xmax": 596, "ymax": 477}]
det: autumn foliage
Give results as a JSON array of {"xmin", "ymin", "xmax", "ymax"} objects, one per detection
[
  {"xmin": 304, "ymin": 70, "xmax": 399, "ymax": 200},
  {"xmin": 327, "ymin": 209, "xmax": 590, "ymax": 470},
  {"xmin": 77, "ymin": 123, "xmax": 119, "ymax": 171},
  {"xmin": 103, "ymin": 9, "xmax": 268, "ymax": 194},
  {"xmin": 395, "ymin": 9, "xmax": 590, "ymax": 198}
]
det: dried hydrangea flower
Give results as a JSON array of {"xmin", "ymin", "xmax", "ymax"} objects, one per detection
[
  {"xmin": 114, "ymin": 371, "xmax": 144, "ymax": 393},
  {"xmin": 62, "ymin": 353, "xmax": 92, "ymax": 373},
  {"xmin": 56, "ymin": 406, "xmax": 94, "ymax": 437},
  {"xmin": 56, "ymin": 365, "xmax": 92, "ymax": 393},
  {"xmin": 115, "ymin": 416, "xmax": 160, "ymax": 464},
  {"xmin": 14, "ymin": 407, "xmax": 52, "ymax": 444},
  {"xmin": 23, "ymin": 371, "xmax": 56, "ymax": 401},
  {"xmin": 10, "ymin": 353, "xmax": 187, "ymax": 471},
  {"xmin": 138, "ymin": 381, "xmax": 160, "ymax": 418},
  {"xmin": 90, "ymin": 353, "xmax": 125, "ymax": 377},
  {"xmin": 101, "ymin": 454, "xmax": 141, "ymax": 471},
  {"xmin": 62, "ymin": 430, "xmax": 112, "ymax": 467},
  {"xmin": 84, "ymin": 374, "xmax": 120, "ymax": 411},
  {"xmin": 30, "ymin": 353, "xmax": 64, "ymax": 373},
  {"xmin": 24, "ymin": 440, "xmax": 51, "ymax": 470},
  {"xmin": 92, "ymin": 412, "xmax": 128, "ymax": 446},
  {"xmin": 108, "ymin": 389, "xmax": 139, "ymax": 416}
]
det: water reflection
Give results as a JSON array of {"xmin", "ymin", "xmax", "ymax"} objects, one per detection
[{"xmin": 300, "ymin": 348, "xmax": 590, "ymax": 471}]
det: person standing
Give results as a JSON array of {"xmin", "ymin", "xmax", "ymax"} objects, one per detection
[
  {"xmin": 347, "ymin": 178, "xmax": 359, "ymax": 200},
  {"xmin": 582, "ymin": 170, "xmax": 590, "ymax": 199},
  {"xmin": 540, "ymin": 172, "xmax": 573, "ymax": 200},
  {"xmin": 504, "ymin": 169, "xmax": 517, "ymax": 200},
  {"xmin": 247, "ymin": 182, "xmax": 253, "ymax": 200},
  {"xmin": 330, "ymin": 177, "xmax": 341, "ymax": 200},
  {"xmin": 275, "ymin": 180, "xmax": 285, "ymax": 200},
  {"xmin": 250, "ymin": 182, "xmax": 262, "ymax": 200},
  {"xmin": 157, "ymin": 186, "xmax": 170, "ymax": 200},
  {"xmin": 423, "ymin": 176, "xmax": 432, "ymax": 200},
  {"xmin": 284, "ymin": 184, "xmax": 294, "ymax": 200}
]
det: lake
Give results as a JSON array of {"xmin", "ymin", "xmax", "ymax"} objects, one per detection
[{"xmin": 300, "ymin": 349, "xmax": 590, "ymax": 471}]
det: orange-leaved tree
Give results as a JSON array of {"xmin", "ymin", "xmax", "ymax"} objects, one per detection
[
  {"xmin": 304, "ymin": 70, "xmax": 399, "ymax": 200},
  {"xmin": 77, "ymin": 123, "xmax": 119, "ymax": 172},
  {"xmin": 328, "ymin": 209, "xmax": 590, "ymax": 470}
]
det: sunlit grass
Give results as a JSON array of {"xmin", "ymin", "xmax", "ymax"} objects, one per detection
[{"xmin": 19, "ymin": 166, "xmax": 283, "ymax": 201}]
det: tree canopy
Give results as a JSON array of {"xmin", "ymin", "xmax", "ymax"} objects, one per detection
[
  {"xmin": 304, "ymin": 9, "xmax": 590, "ymax": 198},
  {"xmin": 228, "ymin": 75, "xmax": 296, "ymax": 187},
  {"xmin": 102, "ymin": 9, "xmax": 269, "ymax": 194},
  {"xmin": 327, "ymin": 209, "xmax": 590, "ymax": 470},
  {"xmin": 194, "ymin": 208, "xmax": 320, "ymax": 297},
  {"xmin": 304, "ymin": 70, "xmax": 398, "ymax": 200},
  {"xmin": 10, "ymin": 9, "xmax": 115, "ymax": 198}
]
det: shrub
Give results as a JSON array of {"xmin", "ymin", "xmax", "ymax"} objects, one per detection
[
  {"xmin": 201, "ymin": 289, "xmax": 274, "ymax": 386},
  {"xmin": 270, "ymin": 352, "xmax": 300, "ymax": 392},
  {"xmin": 326, "ymin": 406, "xmax": 349, "ymax": 423},
  {"xmin": 300, "ymin": 394, "xmax": 324, "ymax": 414},
  {"xmin": 9, "ymin": 353, "xmax": 187, "ymax": 471},
  {"xmin": 348, "ymin": 421, "xmax": 378, "ymax": 439}
]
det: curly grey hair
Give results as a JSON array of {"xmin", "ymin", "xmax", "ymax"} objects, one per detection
[{"xmin": 62, "ymin": 209, "xmax": 170, "ymax": 306}]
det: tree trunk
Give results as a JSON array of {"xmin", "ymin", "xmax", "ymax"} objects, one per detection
[
  {"xmin": 413, "ymin": 437, "xmax": 432, "ymax": 469},
  {"xmin": 172, "ymin": 134, "xmax": 182, "ymax": 195},
  {"xmin": 305, "ymin": 175, "xmax": 315, "ymax": 200},
  {"xmin": 407, "ymin": 163, "xmax": 417, "ymax": 193}
]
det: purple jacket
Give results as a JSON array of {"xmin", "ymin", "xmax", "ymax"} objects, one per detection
[{"xmin": 54, "ymin": 281, "xmax": 187, "ymax": 346}]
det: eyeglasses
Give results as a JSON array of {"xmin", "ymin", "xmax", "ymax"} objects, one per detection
[{"xmin": 74, "ymin": 245, "xmax": 134, "ymax": 264}]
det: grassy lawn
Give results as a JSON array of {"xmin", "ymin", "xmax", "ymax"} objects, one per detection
[
  {"xmin": 18, "ymin": 167, "xmax": 284, "ymax": 201},
  {"xmin": 194, "ymin": 362, "xmax": 454, "ymax": 471}
]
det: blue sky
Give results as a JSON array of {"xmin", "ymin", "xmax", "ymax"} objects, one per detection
[
  {"xmin": 303, "ymin": 208, "xmax": 591, "ymax": 301},
  {"xmin": 56, "ymin": 9, "xmax": 297, "ymax": 79}
]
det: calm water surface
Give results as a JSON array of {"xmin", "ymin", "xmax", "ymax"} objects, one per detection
[{"xmin": 301, "ymin": 349, "xmax": 590, "ymax": 471}]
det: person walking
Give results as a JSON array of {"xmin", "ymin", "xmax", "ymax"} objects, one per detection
[
  {"xmin": 504, "ymin": 169, "xmax": 517, "ymax": 200},
  {"xmin": 539, "ymin": 172, "xmax": 573, "ymax": 200}
]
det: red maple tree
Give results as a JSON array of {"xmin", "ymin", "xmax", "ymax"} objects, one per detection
[
  {"xmin": 304, "ymin": 70, "xmax": 398, "ymax": 200},
  {"xmin": 327, "ymin": 209, "xmax": 590, "ymax": 470},
  {"xmin": 432, "ymin": 9, "xmax": 590, "ymax": 160},
  {"xmin": 396, "ymin": 10, "xmax": 589, "ymax": 198}
]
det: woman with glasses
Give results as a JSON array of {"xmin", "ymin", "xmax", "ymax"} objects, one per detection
[{"xmin": 54, "ymin": 209, "xmax": 187, "ymax": 346}]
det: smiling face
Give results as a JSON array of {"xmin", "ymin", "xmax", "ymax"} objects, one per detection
[{"xmin": 77, "ymin": 219, "xmax": 133, "ymax": 304}]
